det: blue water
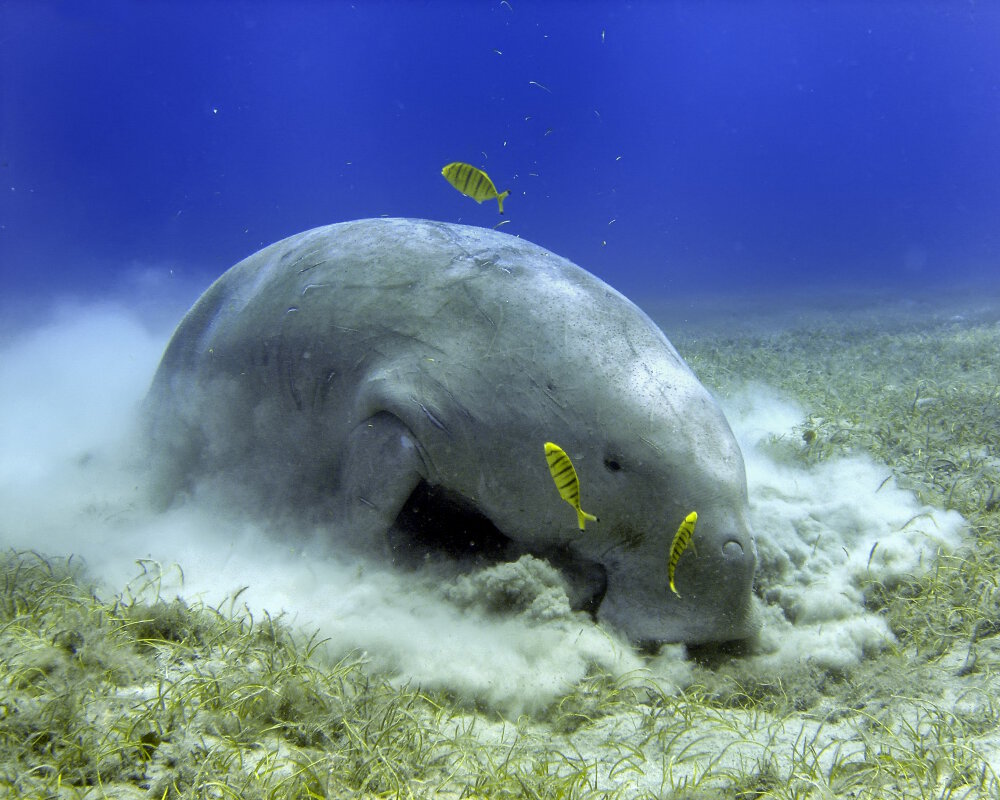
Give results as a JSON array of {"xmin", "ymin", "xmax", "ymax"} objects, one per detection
[{"xmin": 1, "ymin": 1, "xmax": 998, "ymax": 303}]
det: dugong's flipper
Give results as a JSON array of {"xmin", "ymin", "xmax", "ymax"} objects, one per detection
[{"xmin": 330, "ymin": 412, "xmax": 427, "ymax": 553}]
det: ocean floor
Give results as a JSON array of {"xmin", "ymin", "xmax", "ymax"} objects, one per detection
[{"xmin": 2, "ymin": 287, "xmax": 1000, "ymax": 798}]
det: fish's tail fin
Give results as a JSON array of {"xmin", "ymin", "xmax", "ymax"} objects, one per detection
[
  {"xmin": 577, "ymin": 508, "xmax": 598, "ymax": 530},
  {"xmin": 497, "ymin": 190, "xmax": 510, "ymax": 215}
]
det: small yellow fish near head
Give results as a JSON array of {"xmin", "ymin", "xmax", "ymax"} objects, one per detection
[
  {"xmin": 668, "ymin": 511, "xmax": 698, "ymax": 597},
  {"xmin": 544, "ymin": 442, "xmax": 599, "ymax": 530},
  {"xmin": 441, "ymin": 161, "xmax": 510, "ymax": 214}
]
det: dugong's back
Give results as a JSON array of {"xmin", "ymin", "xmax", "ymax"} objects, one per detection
[{"xmin": 153, "ymin": 217, "xmax": 685, "ymax": 377}]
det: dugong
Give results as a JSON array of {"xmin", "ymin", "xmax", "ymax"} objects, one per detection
[{"xmin": 145, "ymin": 218, "xmax": 757, "ymax": 644}]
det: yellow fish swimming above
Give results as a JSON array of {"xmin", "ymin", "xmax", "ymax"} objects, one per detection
[
  {"xmin": 441, "ymin": 161, "xmax": 510, "ymax": 214},
  {"xmin": 544, "ymin": 442, "xmax": 598, "ymax": 530},
  {"xmin": 668, "ymin": 511, "xmax": 698, "ymax": 597}
]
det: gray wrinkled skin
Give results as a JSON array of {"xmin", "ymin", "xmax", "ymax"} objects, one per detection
[{"xmin": 145, "ymin": 218, "xmax": 757, "ymax": 644}]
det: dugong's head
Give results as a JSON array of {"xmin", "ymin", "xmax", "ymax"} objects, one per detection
[
  {"xmin": 452, "ymin": 265, "xmax": 758, "ymax": 645},
  {"xmin": 492, "ymin": 351, "xmax": 760, "ymax": 646},
  {"xmin": 566, "ymin": 356, "xmax": 757, "ymax": 645}
]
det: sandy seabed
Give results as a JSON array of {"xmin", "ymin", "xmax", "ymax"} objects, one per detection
[{"xmin": 1, "ymin": 286, "xmax": 999, "ymax": 798}]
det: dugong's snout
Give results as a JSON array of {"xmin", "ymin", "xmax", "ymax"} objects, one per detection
[{"xmin": 597, "ymin": 520, "xmax": 758, "ymax": 645}]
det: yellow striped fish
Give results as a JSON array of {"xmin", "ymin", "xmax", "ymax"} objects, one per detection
[
  {"xmin": 668, "ymin": 511, "xmax": 698, "ymax": 597},
  {"xmin": 544, "ymin": 442, "xmax": 598, "ymax": 530},
  {"xmin": 441, "ymin": 162, "xmax": 510, "ymax": 214}
]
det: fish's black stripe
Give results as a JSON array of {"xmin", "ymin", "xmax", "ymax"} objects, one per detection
[
  {"xmin": 469, "ymin": 173, "xmax": 486, "ymax": 198},
  {"xmin": 460, "ymin": 166, "xmax": 476, "ymax": 192},
  {"xmin": 552, "ymin": 463, "xmax": 575, "ymax": 479}
]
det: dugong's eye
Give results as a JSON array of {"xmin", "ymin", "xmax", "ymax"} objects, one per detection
[{"xmin": 604, "ymin": 456, "xmax": 623, "ymax": 472}]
